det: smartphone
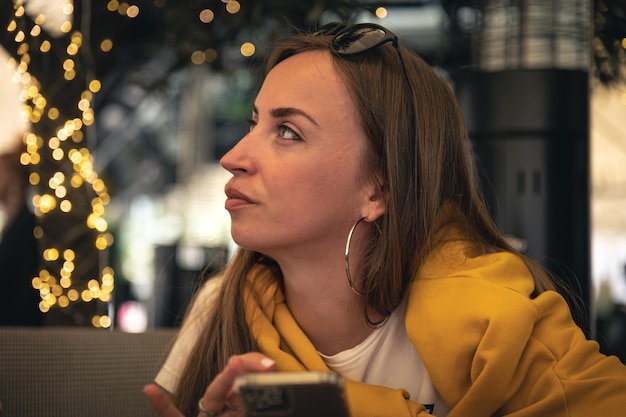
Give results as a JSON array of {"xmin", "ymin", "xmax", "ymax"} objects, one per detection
[{"xmin": 233, "ymin": 371, "xmax": 350, "ymax": 417}]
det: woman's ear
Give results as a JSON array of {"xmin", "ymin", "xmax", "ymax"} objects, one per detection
[{"xmin": 362, "ymin": 177, "xmax": 387, "ymax": 222}]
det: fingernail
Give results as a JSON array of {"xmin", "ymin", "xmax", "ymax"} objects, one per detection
[{"xmin": 261, "ymin": 358, "xmax": 275, "ymax": 368}]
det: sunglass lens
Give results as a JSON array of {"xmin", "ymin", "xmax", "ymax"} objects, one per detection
[{"xmin": 331, "ymin": 27, "xmax": 388, "ymax": 55}]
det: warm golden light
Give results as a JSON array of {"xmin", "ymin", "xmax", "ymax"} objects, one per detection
[
  {"xmin": 226, "ymin": 0, "xmax": 241, "ymax": 14},
  {"xmin": 47, "ymin": 107, "xmax": 59, "ymax": 119},
  {"xmin": 191, "ymin": 50, "xmax": 205, "ymax": 65},
  {"xmin": 32, "ymin": 277, "xmax": 42, "ymax": 289},
  {"xmin": 63, "ymin": 261, "xmax": 75, "ymax": 273},
  {"xmin": 126, "ymin": 5, "xmax": 140, "ymax": 18},
  {"xmin": 48, "ymin": 137, "xmax": 60, "ymax": 150},
  {"xmin": 80, "ymin": 90, "xmax": 93, "ymax": 100},
  {"xmin": 45, "ymin": 294, "xmax": 57, "ymax": 307},
  {"xmin": 92, "ymin": 178, "xmax": 105, "ymax": 192},
  {"xmin": 62, "ymin": 2, "xmax": 74, "ymax": 15},
  {"xmin": 33, "ymin": 95, "xmax": 46, "ymax": 109},
  {"xmin": 55, "ymin": 186, "xmax": 67, "ymax": 198},
  {"xmin": 99, "ymin": 315, "xmax": 112, "ymax": 328},
  {"xmin": 240, "ymin": 42, "xmax": 255, "ymax": 57},
  {"xmin": 44, "ymin": 248, "xmax": 60, "ymax": 261},
  {"xmin": 68, "ymin": 149, "xmax": 82, "ymax": 163},
  {"xmin": 67, "ymin": 43, "xmax": 79, "ymax": 55},
  {"xmin": 95, "ymin": 235, "xmax": 109, "ymax": 250},
  {"xmin": 52, "ymin": 285, "xmax": 63, "ymax": 296},
  {"xmin": 40, "ymin": 40, "xmax": 51, "ymax": 52},
  {"xmin": 89, "ymin": 80, "xmax": 101, "ymax": 92},
  {"xmin": 60, "ymin": 21, "xmax": 72, "ymax": 33},
  {"xmin": 199, "ymin": 9, "xmax": 215, "ymax": 23},
  {"xmin": 52, "ymin": 148, "xmax": 64, "ymax": 160},
  {"xmin": 29, "ymin": 172, "xmax": 40, "ymax": 185},
  {"xmin": 81, "ymin": 290, "xmax": 93, "ymax": 302},
  {"xmin": 9, "ymin": 0, "xmax": 117, "ymax": 326},
  {"xmin": 100, "ymin": 39, "xmax": 113, "ymax": 52},
  {"xmin": 82, "ymin": 109, "xmax": 94, "ymax": 125},
  {"xmin": 107, "ymin": 0, "xmax": 119, "ymax": 12},
  {"xmin": 205, "ymin": 48, "xmax": 217, "ymax": 63},
  {"xmin": 29, "ymin": 152, "xmax": 41, "ymax": 165},
  {"xmin": 60, "ymin": 200, "xmax": 72, "ymax": 212},
  {"xmin": 63, "ymin": 59, "xmax": 75, "ymax": 70},
  {"xmin": 71, "ymin": 32, "xmax": 82, "ymax": 44},
  {"xmin": 17, "ymin": 43, "xmax": 29, "ymax": 56},
  {"xmin": 375, "ymin": 7, "xmax": 388, "ymax": 18},
  {"xmin": 64, "ymin": 249, "xmax": 75, "ymax": 261},
  {"xmin": 77, "ymin": 98, "xmax": 90, "ymax": 111},
  {"xmin": 118, "ymin": 2, "xmax": 129, "ymax": 16},
  {"xmin": 38, "ymin": 194, "xmax": 57, "ymax": 213},
  {"xmin": 58, "ymin": 296, "xmax": 70, "ymax": 308}
]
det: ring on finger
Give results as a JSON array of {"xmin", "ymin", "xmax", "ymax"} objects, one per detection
[{"xmin": 198, "ymin": 398, "xmax": 220, "ymax": 417}]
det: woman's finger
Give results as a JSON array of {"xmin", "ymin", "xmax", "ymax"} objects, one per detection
[
  {"xmin": 197, "ymin": 356, "xmax": 246, "ymax": 414},
  {"xmin": 198, "ymin": 354, "xmax": 276, "ymax": 415},
  {"xmin": 232, "ymin": 352, "xmax": 277, "ymax": 373}
]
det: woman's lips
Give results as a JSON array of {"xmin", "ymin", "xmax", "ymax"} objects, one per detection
[{"xmin": 224, "ymin": 187, "xmax": 254, "ymax": 210}]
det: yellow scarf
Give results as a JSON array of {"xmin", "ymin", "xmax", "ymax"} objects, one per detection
[
  {"xmin": 242, "ymin": 263, "xmax": 330, "ymax": 372},
  {"xmin": 242, "ymin": 263, "xmax": 428, "ymax": 417}
]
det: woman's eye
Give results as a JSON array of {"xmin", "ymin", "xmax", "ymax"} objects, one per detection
[
  {"xmin": 278, "ymin": 125, "xmax": 301, "ymax": 140},
  {"xmin": 246, "ymin": 119, "xmax": 256, "ymax": 132}
]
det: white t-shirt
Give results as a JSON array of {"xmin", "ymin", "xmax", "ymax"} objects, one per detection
[
  {"xmin": 319, "ymin": 300, "xmax": 449, "ymax": 416},
  {"xmin": 156, "ymin": 280, "xmax": 449, "ymax": 416}
]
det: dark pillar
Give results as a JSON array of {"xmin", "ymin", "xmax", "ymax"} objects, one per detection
[
  {"xmin": 456, "ymin": 69, "xmax": 591, "ymax": 333},
  {"xmin": 153, "ymin": 245, "xmax": 228, "ymax": 327}
]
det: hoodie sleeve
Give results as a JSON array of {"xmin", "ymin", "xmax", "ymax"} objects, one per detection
[
  {"xmin": 343, "ymin": 378, "xmax": 436, "ymax": 417},
  {"xmin": 408, "ymin": 250, "xmax": 626, "ymax": 417}
]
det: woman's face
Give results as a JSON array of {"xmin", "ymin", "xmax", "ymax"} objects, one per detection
[{"xmin": 220, "ymin": 50, "xmax": 384, "ymax": 260}]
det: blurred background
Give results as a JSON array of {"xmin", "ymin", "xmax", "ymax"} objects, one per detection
[{"xmin": 0, "ymin": 0, "xmax": 625, "ymax": 361}]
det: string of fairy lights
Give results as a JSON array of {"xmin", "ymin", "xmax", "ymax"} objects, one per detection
[
  {"xmin": 6, "ymin": 0, "xmax": 114, "ymax": 327},
  {"xmin": 4, "ymin": 0, "xmax": 251, "ymax": 327}
]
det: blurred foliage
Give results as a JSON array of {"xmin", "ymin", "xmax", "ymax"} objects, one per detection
[
  {"xmin": 594, "ymin": 0, "xmax": 626, "ymax": 84},
  {"xmin": 87, "ymin": 0, "xmax": 369, "ymax": 84},
  {"xmin": 1, "ymin": 0, "xmax": 625, "ymax": 326}
]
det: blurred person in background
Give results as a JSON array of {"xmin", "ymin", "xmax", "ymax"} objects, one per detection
[{"xmin": 0, "ymin": 143, "xmax": 43, "ymax": 326}]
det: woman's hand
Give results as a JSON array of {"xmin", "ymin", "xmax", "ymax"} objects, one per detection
[{"xmin": 144, "ymin": 352, "xmax": 277, "ymax": 417}]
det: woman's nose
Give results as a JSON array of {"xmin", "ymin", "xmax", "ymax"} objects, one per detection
[{"xmin": 220, "ymin": 132, "xmax": 254, "ymax": 175}]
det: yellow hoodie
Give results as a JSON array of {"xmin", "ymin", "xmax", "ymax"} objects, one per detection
[{"xmin": 243, "ymin": 226, "xmax": 626, "ymax": 416}]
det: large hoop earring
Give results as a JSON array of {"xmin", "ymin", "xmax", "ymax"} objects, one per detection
[{"xmin": 345, "ymin": 217, "xmax": 366, "ymax": 296}]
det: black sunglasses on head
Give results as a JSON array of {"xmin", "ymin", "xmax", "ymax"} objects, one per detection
[
  {"xmin": 316, "ymin": 22, "xmax": 400, "ymax": 55},
  {"xmin": 314, "ymin": 22, "xmax": 414, "ymax": 101}
]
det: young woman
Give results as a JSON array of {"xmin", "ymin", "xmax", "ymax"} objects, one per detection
[{"xmin": 144, "ymin": 23, "xmax": 626, "ymax": 417}]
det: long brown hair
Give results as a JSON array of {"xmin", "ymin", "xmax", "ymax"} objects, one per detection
[{"xmin": 172, "ymin": 27, "xmax": 556, "ymax": 416}]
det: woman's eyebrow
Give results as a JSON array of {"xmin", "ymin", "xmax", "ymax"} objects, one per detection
[{"xmin": 253, "ymin": 105, "xmax": 319, "ymax": 127}]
